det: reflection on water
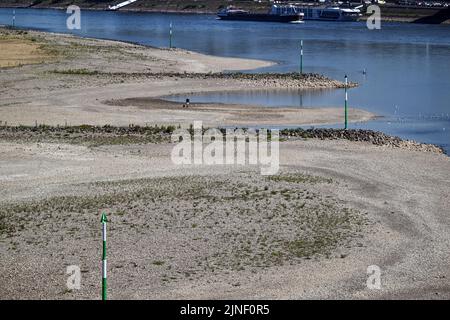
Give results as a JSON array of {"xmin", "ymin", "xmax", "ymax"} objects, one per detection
[
  {"xmin": 165, "ymin": 89, "xmax": 450, "ymax": 153},
  {"xmin": 328, "ymin": 117, "xmax": 450, "ymax": 153},
  {"xmin": 0, "ymin": 8, "xmax": 449, "ymax": 151},
  {"xmin": 164, "ymin": 89, "xmax": 340, "ymax": 109}
]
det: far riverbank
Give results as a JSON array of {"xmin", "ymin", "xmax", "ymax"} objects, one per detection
[{"xmin": 0, "ymin": 2, "xmax": 449, "ymax": 24}]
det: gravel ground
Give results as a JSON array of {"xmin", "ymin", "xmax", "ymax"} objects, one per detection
[
  {"xmin": 1, "ymin": 27, "xmax": 449, "ymax": 300},
  {"xmin": 0, "ymin": 138, "xmax": 449, "ymax": 299}
]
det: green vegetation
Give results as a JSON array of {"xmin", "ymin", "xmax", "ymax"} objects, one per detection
[
  {"xmin": 8, "ymin": 1, "xmax": 273, "ymax": 13},
  {"xmin": 0, "ymin": 124, "xmax": 176, "ymax": 146},
  {"xmin": 51, "ymin": 68, "xmax": 100, "ymax": 75},
  {"xmin": 0, "ymin": 172, "xmax": 366, "ymax": 280},
  {"xmin": 268, "ymin": 173, "xmax": 333, "ymax": 184}
]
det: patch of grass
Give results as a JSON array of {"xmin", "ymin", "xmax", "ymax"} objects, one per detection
[
  {"xmin": 152, "ymin": 260, "xmax": 165, "ymax": 266},
  {"xmin": 0, "ymin": 35, "xmax": 54, "ymax": 68},
  {"xmin": 51, "ymin": 68, "xmax": 100, "ymax": 75},
  {"xmin": 62, "ymin": 288, "xmax": 73, "ymax": 295},
  {"xmin": 0, "ymin": 212, "xmax": 15, "ymax": 238},
  {"xmin": 115, "ymin": 209, "xmax": 126, "ymax": 216},
  {"xmin": 0, "ymin": 172, "xmax": 367, "ymax": 277},
  {"xmin": 0, "ymin": 124, "xmax": 176, "ymax": 146},
  {"xmin": 268, "ymin": 173, "xmax": 333, "ymax": 184}
]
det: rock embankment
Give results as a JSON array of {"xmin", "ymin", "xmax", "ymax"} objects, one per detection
[
  {"xmin": 158, "ymin": 72, "xmax": 356, "ymax": 89},
  {"xmin": 51, "ymin": 70, "xmax": 355, "ymax": 90},
  {"xmin": 281, "ymin": 128, "xmax": 444, "ymax": 154},
  {"xmin": 0, "ymin": 124, "xmax": 175, "ymax": 146},
  {"xmin": 0, "ymin": 125, "xmax": 444, "ymax": 154}
]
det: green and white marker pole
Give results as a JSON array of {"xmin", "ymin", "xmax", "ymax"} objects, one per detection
[
  {"xmin": 300, "ymin": 40, "xmax": 303, "ymax": 75},
  {"xmin": 101, "ymin": 213, "xmax": 107, "ymax": 300},
  {"xmin": 344, "ymin": 74, "xmax": 348, "ymax": 130},
  {"xmin": 169, "ymin": 22, "xmax": 173, "ymax": 48}
]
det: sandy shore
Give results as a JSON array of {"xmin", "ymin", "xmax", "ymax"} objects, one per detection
[{"xmin": 1, "ymin": 27, "xmax": 449, "ymax": 300}]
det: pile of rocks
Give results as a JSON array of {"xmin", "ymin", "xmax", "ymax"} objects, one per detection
[
  {"xmin": 158, "ymin": 72, "xmax": 356, "ymax": 89},
  {"xmin": 94, "ymin": 71, "xmax": 354, "ymax": 89},
  {"xmin": 0, "ymin": 125, "xmax": 443, "ymax": 154},
  {"xmin": 0, "ymin": 124, "xmax": 176, "ymax": 145},
  {"xmin": 280, "ymin": 128, "xmax": 444, "ymax": 154}
]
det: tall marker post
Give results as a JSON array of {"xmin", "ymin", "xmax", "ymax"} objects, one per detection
[
  {"xmin": 12, "ymin": 9, "xmax": 15, "ymax": 28},
  {"xmin": 300, "ymin": 40, "xmax": 303, "ymax": 75},
  {"xmin": 169, "ymin": 22, "xmax": 173, "ymax": 49},
  {"xmin": 101, "ymin": 213, "xmax": 107, "ymax": 300},
  {"xmin": 344, "ymin": 74, "xmax": 348, "ymax": 130}
]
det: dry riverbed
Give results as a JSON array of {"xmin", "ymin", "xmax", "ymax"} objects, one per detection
[
  {"xmin": 0, "ymin": 133, "xmax": 449, "ymax": 299},
  {"xmin": 0, "ymin": 27, "xmax": 449, "ymax": 300}
]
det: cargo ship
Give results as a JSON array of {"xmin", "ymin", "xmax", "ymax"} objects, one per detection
[
  {"xmin": 293, "ymin": 6, "xmax": 362, "ymax": 22},
  {"xmin": 217, "ymin": 5, "xmax": 304, "ymax": 23}
]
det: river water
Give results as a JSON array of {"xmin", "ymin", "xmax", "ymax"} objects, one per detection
[{"xmin": 1, "ymin": 8, "xmax": 449, "ymax": 151}]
